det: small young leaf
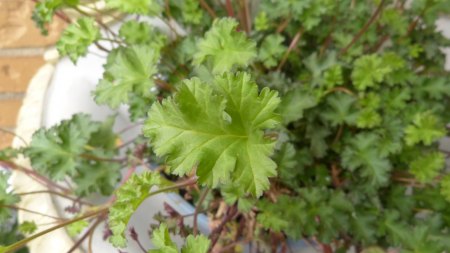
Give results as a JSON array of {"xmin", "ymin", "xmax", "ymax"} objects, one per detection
[
  {"xmin": 56, "ymin": 17, "xmax": 100, "ymax": 63},
  {"xmin": 410, "ymin": 152, "xmax": 445, "ymax": 183},
  {"xmin": 149, "ymin": 223, "xmax": 178, "ymax": 253},
  {"xmin": 18, "ymin": 221, "xmax": 37, "ymax": 235},
  {"xmin": 94, "ymin": 45, "xmax": 159, "ymax": 108},
  {"xmin": 105, "ymin": 0, "xmax": 162, "ymax": 15},
  {"xmin": 193, "ymin": 18, "xmax": 256, "ymax": 74},
  {"xmin": 404, "ymin": 112, "xmax": 446, "ymax": 146},
  {"xmin": 258, "ymin": 34, "xmax": 286, "ymax": 68},
  {"xmin": 278, "ymin": 86, "xmax": 318, "ymax": 124},
  {"xmin": 351, "ymin": 54, "xmax": 391, "ymax": 90},
  {"xmin": 108, "ymin": 172, "xmax": 162, "ymax": 248},
  {"xmin": 0, "ymin": 172, "xmax": 20, "ymax": 223},
  {"xmin": 67, "ymin": 220, "xmax": 89, "ymax": 237},
  {"xmin": 181, "ymin": 234, "xmax": 210, "ymax": 253}
]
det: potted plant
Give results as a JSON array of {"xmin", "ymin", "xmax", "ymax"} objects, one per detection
[{"xmin": 2, "ymin": 0, "xmax": 450, "ymax": 252}]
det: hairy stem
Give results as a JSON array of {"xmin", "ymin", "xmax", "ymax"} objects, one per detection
[
  {"xmin": 193, "ymin": 188, "xmax": 210, "ymax": 236},
  {"xmin": 2, "ymin": 207, "xmax": 108, "ymax": 253},
  {"xmin": 339, "ymin": 0, "xmax": 386, "ymax": 56}
]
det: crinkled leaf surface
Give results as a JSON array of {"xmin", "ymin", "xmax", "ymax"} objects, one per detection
[
  {"xmin": 25, "ymin": 114, "xmax": 98, "ymax": 180},
  {"xmin": 94, "ymin": 45, "xmax": 159, "ymax": 108},
  {"xmin": 410, "ymin": 152, "xmax": 445, "ymax": 183},
  {"xmin": 145, "ymin": 72, "xmax": 280, "ymax": 196},
  {"xmin": 404, "ymin": 112, "xmax": 446, "ymax": 146},
  {"xmin": 56, "ymin": 17, "xmax": 100, "ymax": 63},
  {"xmin": 149, "ymin": 223, "xmax": 210, "ymax": 253},
  {"xmin": 105, "ymin": 0, "xmax": 162, "ymax": 14},
  {"xmin": 0, "ymin": 172, "xmax": 19, "ymax": 223},
  {"xmin": 342, "ymin": 133, "xmax": 391, "ymax": 187},
  {"xmin": 193, "ymin": 18, "xmax": 256, "ymax": 74},
  {"xmin": 109, "ymin": 172, "xmax": 162, "ymax": 248},
  {"xmin": 351, "ymin": 54, "xmax": 391, "ymax": 90},
  {"xmin": 278, "ymin": 86, "xmax": 317, "ymax": 124}
]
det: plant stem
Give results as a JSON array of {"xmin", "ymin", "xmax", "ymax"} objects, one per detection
[
  {"xmin": 17, "ymin": 190, "xmax": 93, "ymax": 206},
  {"xmin": 0, "ymin": 161, "xmax": 71, "ymax": 193},
  {"xmin": 193, "ymin": 188, "xmax": 209, "ymax": 236},
  {"xmin": 225, "ymin": 0, "xmax": 235, "ymax": 17},
  {"xmin": 339, "ymin": 0, "xmax": 386, "ymax": 56},
  {"xmin": 277, "ymin": 28, "xmax": 304, "ymax": 71},
  {"xmin": 1, "ymin": 205, "xmax": 63, "ymax": 220},
  {"xmin": 209, "ymin": 205, "xmax": 238, "ymax": 252},
  {"xmin": 0, "ymin": 127, "xmax": 27, "ymax": 145},
  {"xmin": 79, "ymin": 153, "xmax": 126, "ymax": 163},
  {"xmin": 199, "ymin": 0, "xmax": 217, "ymax": 18},
  {"xmin": 2, "ymin": 206, "xmax": 108, "ymax": 253}
]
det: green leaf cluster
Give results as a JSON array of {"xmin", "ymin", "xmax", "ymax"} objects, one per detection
[
  {"xmin": 108, "ymin": 172, "xmax": 163, "ymax": 248},
  {"xmin": 24, "ymin": 114, "xmax": 120, "ymax": 196},
  {"xmin": 149, "ymin": 223, "xmax": 210, "ymax": 253},
  {"xmin": 56, "ymin": 17, "xmax": 100, "ymax": 63}
]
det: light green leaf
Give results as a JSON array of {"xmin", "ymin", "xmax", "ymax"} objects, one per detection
[
  {"xmin": 94, "ymin": 45, "xmax": 159, "ymax": 108},
  {"xmin": 351, "ymin": 54, "xmax": 391, "ymax": 90},
  {"xmin": 0, "ymin": 172, "xmax": 20, "ymax": 223},
  {"xmin": 404, "ymin": 112, "xmax": 446, "ymax": 146},
  {"xmin": 108, "ymin": 172, "xmax": 162, "ymax": 248},
  {"xmin": 193, "ymin": 18, "xmax": 256, "ymax": 74},
  {"xmin": 149, "ymin": 223, "xmax": 178, "ymax": 253},
  {"xmin": 144, "ymin": 72, "xmax": 280, "ymax": 196},
  {"xmin": 119, "ymin": 20, "xmax": 167, "ymax": 49},
  {"xmin": 181, "ymin": 235, "xmax": 210, "ymax": 253},
  {"xmin": 18, "ymin": 221, "xmax": 37, "ymax": 235},
  {"xmin": 67, "ymin": 220, "xmax": 89, "ymax": 237},
  {"xmin": 56, "ymin": 17, "xmax": 100, "ymax": 63},
  {"xmin": 440, "ymin": 174, "xmax": 450, "ymax": 202},
  {"xmin": 105, "ymin": 0, "xmax": 162, "ymax": 15},
  {"xmin": 410, "ymin": 152, "xmax": 445, "ymax": 183}
]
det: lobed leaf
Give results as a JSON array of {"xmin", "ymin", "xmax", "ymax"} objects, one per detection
[{"xmin": 145, "ymin": 72, "xmax": 280, "ymax": 196}]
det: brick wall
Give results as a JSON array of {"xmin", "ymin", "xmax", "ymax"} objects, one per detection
[{"xmin": 0, "ymin": 0, "xmax": 65, "ymax": 148}]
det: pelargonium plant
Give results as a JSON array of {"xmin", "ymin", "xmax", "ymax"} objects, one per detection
[{"xmin": 1, "ymin": 0, "xmax": 450, "ymax": 252}]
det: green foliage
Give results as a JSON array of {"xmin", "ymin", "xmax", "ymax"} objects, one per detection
[
  {"xmin": 145, "ymin": 72, "xmax": 280, "ymax": 196},
  {"xmin": 193, "ymin": 18, "xmax": 257, "ymax": 74},
  {"xmin": 278, "ymin": 86, "xmax": 317, "ymax": 124},
  {"xmin": 29, "ymin": 0, "xmax": 450, "ymax": 252},
  {"xmin": 56, "ymin": 17, "xmax": 100, "ymax": 63},
  {"xmin": 410, "ymin": 152, "xmax": 445, "ymax": 183},
  {"xmin": 105, "ymin": 0, "xmax": 162, "ymax": 15},
  {"xmin": 108, "ymin": 172, "xmax": 163, "ymax": 248},
  {"xmin": 119, "ymin": 20, "xmax": 167, "ymax": 48},
  {"xmin": 94, "ymin": 45, "xmax": 160, "ymax": 108},
  {"xmin": 67, "ymin": 220, "xmax": 89, "ymax": 237},
  {"xmin": 24, "ymin": 114, "xmax": 120, "ymax": 196},
  {"xmin": 342, "ymin": 133, "xmax": 391, "ymax": 187},
  {"xmin": 258, "ymin": 34, "xmax": 286, "ymax": 68},
  {"xmin": 404, "ymin": 112, "xmax": 446, "ymax": 146},
  {"xmin": 32, "ymin": 0, "xmax": 78, "ymax": 35},
  {"xmin": 0, "ymin": 172, "xmax": 19, "ymax": 223},
  {"xmin": 351, "ymin": 54, "xmax": 391, "ymax": 90},
  {"xmin": 18, "ymin": 221, "xmax": 37, "ymax": 235},
  {"xmin": 149, "ymin": 223, "xmax": 210, "ymax": 253}
]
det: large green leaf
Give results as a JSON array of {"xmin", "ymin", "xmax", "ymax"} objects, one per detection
[{"xmin": 144, "ymin": 72, "xmax": 280, "ymax": 196}]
